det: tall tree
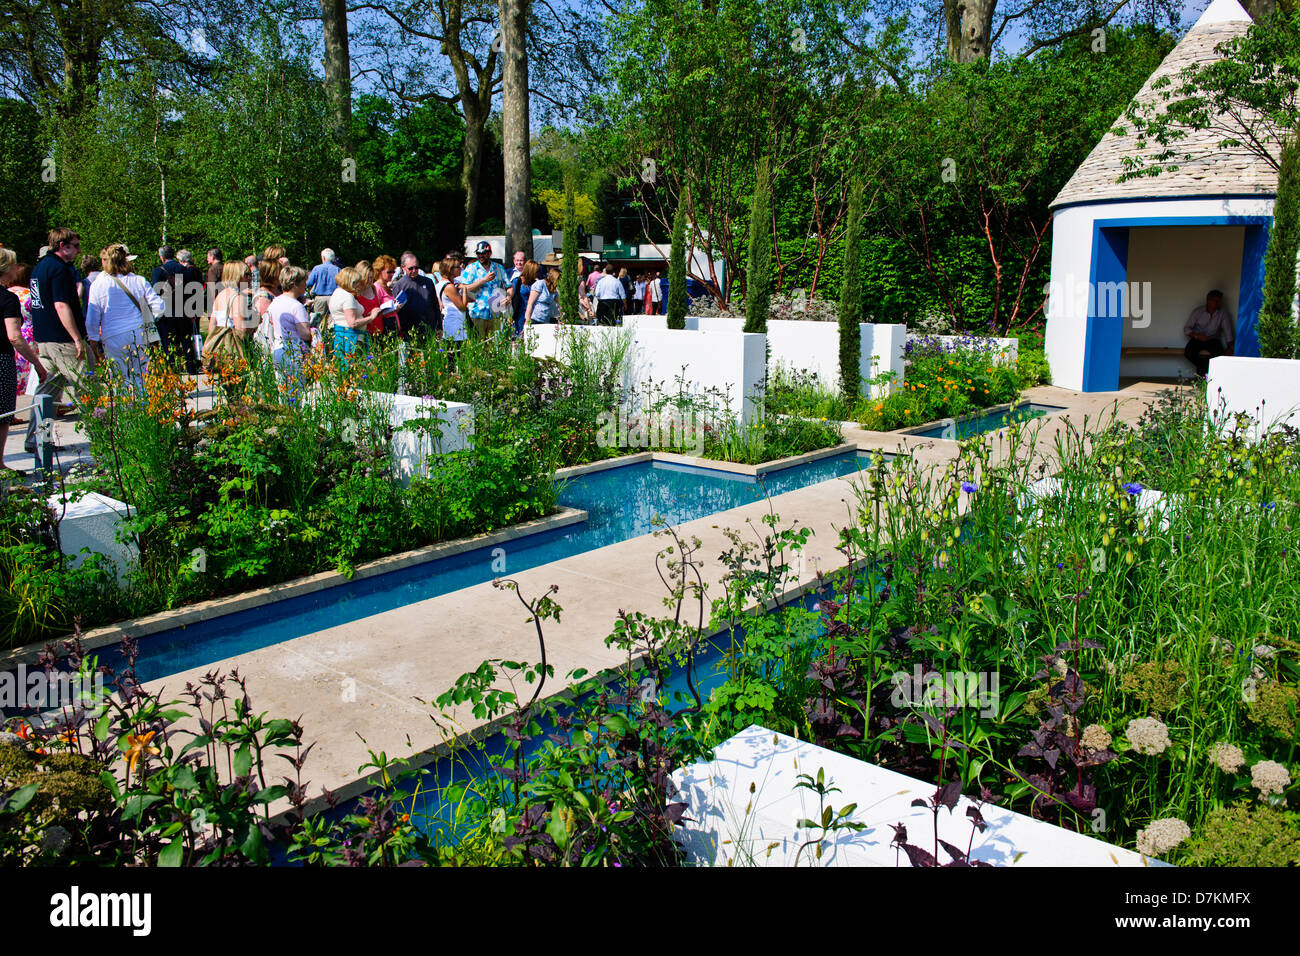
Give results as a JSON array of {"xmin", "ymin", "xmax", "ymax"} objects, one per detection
[
  {"xmin": 500, "ymin": 0, "xmax": 532, "ymax": 258},
  {"xmin": 744, "ymin": 155, "xmax": 773, "ymax": 334},
  {"xmin": 1258, "ymin": 134, "xmax": 1300, "ymax": 358},
  {"xmin": 839, "ymin": 178, "xmax": 865, "ymax": 397},
  {"xmin": 323, "ymin": 0, "xmax": 352, "ymax": 146}
]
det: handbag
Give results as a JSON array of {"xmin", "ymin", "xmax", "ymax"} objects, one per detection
[{"xmin": 109, "ymin": 274, "xmax": 162, "ymax": 346}]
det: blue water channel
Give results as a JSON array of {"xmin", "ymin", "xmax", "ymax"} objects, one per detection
[
  {"xmin": 297, "ymin": 587, "xmax": 831, "ymax": 857},
  {"xmin": 85, "ymin": 451, "xmax": 879, "ymax": 683},
  {"xmin": 904, "ymin": 403, "xmax": 1065, "ymax": 441}
]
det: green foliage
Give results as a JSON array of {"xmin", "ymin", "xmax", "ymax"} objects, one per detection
[
  {"xmin": 0, "ymin": 99, "xmax": 52, "ymax": 259},
  {"xmin": 839, "ymin": 178, "xmax": 865, "ymax": 397},
  {"xmin": 1258, "ymin": 135, "xmax": 1300, "ymax": 359},
  {"xmin": 666, "ymin": 195, "xmax": 688, "ymax": 330},
  {"xmin": 744, "ymin": 156, "xmax": 773, "ymax": 334}
]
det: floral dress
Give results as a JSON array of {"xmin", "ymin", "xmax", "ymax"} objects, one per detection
[{"xmin": 8, "ymin": 287, "xmax": 32, "ymax": 393}]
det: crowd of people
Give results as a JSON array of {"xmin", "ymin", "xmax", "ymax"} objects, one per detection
[{"xmin": 0, "ymin": 228, "xmax": 719, "ymax": 476}]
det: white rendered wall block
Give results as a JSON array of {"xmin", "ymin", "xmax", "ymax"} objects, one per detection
[
  {"xmin": 375, "ymin": 393, "xmax": 475, "ymax": 485},
  {"xmin": 672, "ymin": 725, "xmax": 1158, "ymax": 867},
  {"xmin": 50, "ymin": 492, "xmax": 137, "ymax": 580},
  {"xmin": 1207, "ymin": 356, "xmax": 1300, "ymax": 442},
  {"xmin": 690, "ymin": 316, "xmax": 906, "ymax": 398},
  {"xmin": 530, "ymin": 324, "xmax": 767, "ymax": 423}
]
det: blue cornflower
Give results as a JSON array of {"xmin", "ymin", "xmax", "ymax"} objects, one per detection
[
  {"xmin": 961, "ymin": 481, "xmax": 977, "ymax": 494},
  {"xmin": 1122, "ymin": 482, "xmax": 1143, "ymax": 495},
  {"xmin": 1264, "ymin": 502, "xmax": 1277, "ymax": 510}
]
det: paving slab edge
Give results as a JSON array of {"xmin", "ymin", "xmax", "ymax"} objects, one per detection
[{"xmin": 0, "ymin": 506, "xmax": 590, "ymax": 669}]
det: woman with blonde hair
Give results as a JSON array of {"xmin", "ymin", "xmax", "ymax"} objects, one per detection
[
  {"xmin": 86, "ymin": 243, "xmax": 165, "ymax": 390},
  {"xmin": 203, "ymin": 259, "xmax": 252, "ymax": 370},
  {"xmin": 353, "ymin": 259, "xmax": 390, "ymax": 335},
  {"xmin": 434, "ymin": 256, "xmax": 469, "ymax": 346},
  {"xmin": 372, "ymin": 254, "xmax": 400, "ymax": 333},
  {"xmin": 328, "ymin": 266, "xmax": 375, "ymax": 361},
  {"xmin": 1, "ymin": 247, "xmax": 47, "ymax": 475}
]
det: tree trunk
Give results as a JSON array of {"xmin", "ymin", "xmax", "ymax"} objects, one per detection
[
  {"xmin": 944, "ymin": 0, "xmax": 997, "ymax": 63},
  {"xmin": 322, "ymin": 0, "xmax": 351, "ymax": 147},
  {"xmin": 461, "ymin": 98, "xmax": 486, "ymax": 234},
  {"xmin": 500, "ymin": 0, "xmax": 532, "ymax": 259}
]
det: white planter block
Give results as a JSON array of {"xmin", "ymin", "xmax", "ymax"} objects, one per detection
[
  {"xmin": 682, "ymin": 316, "xmax": 906, "ymax": 398},
  {"xmin": 530, "ymin": 324, "xmax": 767, "ymax": 424},
  {"xmin": 372, "ymin": 393, "xmax": 474, "ymax": 485},
  {"xmin": 673, "ymin": 725, "xmax": 1157, "ymax": 867},
  {"xmin": 1206, "ymin": 356, "xmax": 1300, "ymax": 442},
  {"xmin": 50, "ymin": 492, "xmax": 136, "ymax": 579}
]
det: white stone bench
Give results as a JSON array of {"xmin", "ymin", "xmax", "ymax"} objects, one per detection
[{"xmin": 673, "ymin": 725, "xmax": 1157, "ymax": 867}]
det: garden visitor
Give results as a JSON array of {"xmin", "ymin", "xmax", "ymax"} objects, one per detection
[
  {"xmin": 24, "ymin": 228, "xmax": 90, "ymax": 454},
  {"xmin": 373, "ymin": 254, "xmax": 401, "ymax": 333},
  {"xmin": 594, "ymin": 263, "xmax": 624, "ymax": 326},
  {"xmin": 206, "ymin": 248, "xmax": 224, "ymax": 285},
  {"xmin": 459, "ymin": 240, "xmax": 508, "ymax": 337},
  {"xmin": 0, "ymin": 248, "xmax": 47, "ymax": 476},
  {"xmin": 1183, "ymin": 290, "xmax": 1234, "ymax": 377},
  {"xmin": 86, "ymin": 244, "xmax": 166, "ymax": 391},
  {"xmin": 7, "ymin": 263, "xmax": 33, "ymax": 400},
  {"xmin": 262, "ymin": 243, "xmax": 288, "ymax": 267},
  {"xmin": 435, "ymin": 256, "xmax": 470, "ymax": 348},
  {"xmin": 634, "ymin": 274, "xmax": 646, "ymax": 313},
  {"xmin": 507, "ymin": 249, "xmax": 528, "ymax": 336},
  {"xmin": 245, "ymin": 254, "xmax": 259, "ymax": 287},
  {"xmin": 251, "ymin": 255, "xmax": 280, "ymax": 332},
  {"xmin": 646, "ymin": 270, "xmax": 661, "ymax": 314},
  {"xmin": 393, "ymin": 252, "xmax": 440, "ymax": 337},
  {"xmin": 328, "ymin": 266, "xmax": 373, "ymax": 361},
  {"xmin": 306, "ymin": 247, "xmax": 340, "ymax": 316},
  {"xmin": 203, "ymin": 259, "xmax": 252, "ymax": 370},
  {"xmin": 619, "ymin": 268, "xmax": 634, "ymax": 313},
  {"xmin": 524, "ymin": 262, "xmax": 559, "ymax": 329},
  {"xmin": 353, "ymin": 260, "xmax": 391, "ymax": 336},
  {"xmin": 574, "ymin": 255, "xmax": 595, "ymax": 322},
  {"xmin": 77, "ymin": 253, "xmax": 98, "ymax": 309},
  {"xmin": 152, "ymin": 244, "xmax": 199, "ymax": 374},
  {"xmin": 177, "ymin": 249, "xmax": 203, "ymax": 287},
  {"xmin": 268, "ymin": 265, "xmax": 312, "ymax": 373}
]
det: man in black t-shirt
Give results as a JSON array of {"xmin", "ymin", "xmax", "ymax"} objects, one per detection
[{"xmin": 24, "ymin": 227, "xmax": 89, "ymax": 452}]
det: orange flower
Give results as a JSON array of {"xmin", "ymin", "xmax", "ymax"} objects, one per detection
[
  {"xmin": 124, "ymin": 731, "xmax": 161, "ymax": 776},
  {"xmin": 12, "ymin": 720, "xmax": 45, "ymax": 754}
]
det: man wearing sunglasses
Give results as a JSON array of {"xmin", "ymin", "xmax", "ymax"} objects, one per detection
[
  {"xmin": 24, "ymin": 227, "xmax": 90, "ymax": 453},
  {"xmin": 393, "ymin": 252, "xmax": 441, "ymax": 336}
]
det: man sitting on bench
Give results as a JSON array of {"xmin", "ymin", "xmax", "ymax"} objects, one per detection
[{"xmin": 1183, "ymin": 290, "xmax": 1233, "ymax": 376}]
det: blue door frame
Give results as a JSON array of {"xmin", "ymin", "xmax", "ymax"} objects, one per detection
[{"xmin": 1080, "ymin": 215, "xmax": 1271, "ymax": 392}]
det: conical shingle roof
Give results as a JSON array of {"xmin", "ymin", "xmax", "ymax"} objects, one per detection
[{"xmin": 1051, "ymin": 0, "xmax": 1278, "ymax": 208}]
